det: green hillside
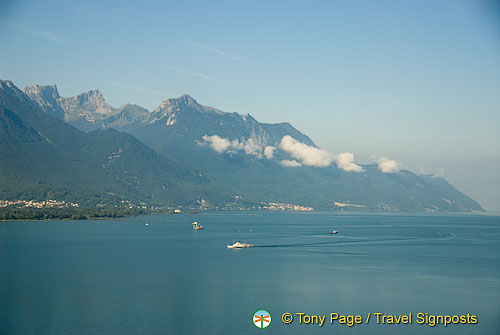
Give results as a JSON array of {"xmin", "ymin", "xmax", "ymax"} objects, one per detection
[
  {"xmin": 0, "ymin": 80, "xmax": 214, "ymax": 207},
  {"xmin": 1, "ymin": 80, "xmax": 485, "ymax": 212}
]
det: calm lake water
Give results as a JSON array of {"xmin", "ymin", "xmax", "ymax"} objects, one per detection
[{"xmin": 1, "ymin": 212, "xmax": 499, "ymax": 334}]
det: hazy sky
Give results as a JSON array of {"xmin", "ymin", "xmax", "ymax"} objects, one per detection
[{"xmin": 1, "ymin": 0, "xmax": 499, "ymax": 210}]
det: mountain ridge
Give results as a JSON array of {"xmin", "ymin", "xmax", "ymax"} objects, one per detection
[
  {"xmin": 2, "ymin": 79, "xmax": 485, "ymax": 212},
  {"xmin": 24, "ymin": 86, "xmax": 318, "ymax": 146},
  {"xmin": 2, "ymin": 80, "xmax": 219, "ymax": 207}
]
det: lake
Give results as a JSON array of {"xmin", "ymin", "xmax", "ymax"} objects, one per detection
[{"xmin": 1, "ymin": 212, "xmax": 499, "ymax": 334}]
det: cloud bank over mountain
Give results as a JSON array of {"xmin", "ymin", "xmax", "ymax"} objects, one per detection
[
  {"xmin": 200, "ymin": 133, "xmax": 368, "ymax": 172},
  {"xmin": 336, "ymin": 152, "xmax": 364, "ymax": 172},
  {"xmin": 264, "ymin": 146, "xmax": 275, "ymax": 159},
  {"xmin": 279, "ymin": 135, "xmax": 334, "ymax": 167},
  {"xmin": 280, "ymin": 159, "xmax": 302, "ymax": 167},
  {"xmin": 377, "ymin": 157, "xmax": 400, "ymax": 173},
  {"xmin": 201, "ymin": 135, "xmax": 231, "ymax": 153},
  {"xmin": 200, "ymin": 134, "xmax": 275, "ymax": 159},
  {"xmin": 199, "ymin": 133, "xmax": 403, "ymax": 174}
]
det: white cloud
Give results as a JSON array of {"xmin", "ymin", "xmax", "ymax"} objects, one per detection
[
  {"xmin": 187, "ymin": 42, "xmax": 243, "ymax": 61},
  {"xmin": 202, "ymin": 135, "xmax": 231, "ymax": 153},
  {"xmin": 264, "ymin": 146, "xmax": 275, "ymax": 159},
  {"xmin": 237, "ymin": 138, "xmax": 262, "ymax": 157},
  {"xmin": 201, "ymin": 134, "xmax": 365, "ymax": 172},
  {"xmin": 377, "ymin": 157, "xmax": 400, "ymax": 173},
  {"xmin": 160, "ymin": 64, "xmax": 216, "ymax": 81},
  {"xmin": 336, "ymin": 152, "xmax": 364, "ymax": 172},
  {"xmin": 279, "ymin": 135, "xmax": 334, "ymax": 167},
  {"xmin": 280, "ymin": 159, "xmax": 302, "ymax": 167},
  {"xmin": 105, "ymin": 81, "xmax": 167, "ymax": 97},
  {"xmin": 200, "ymin": 134, "xmax": 264, "ymax": 158}
]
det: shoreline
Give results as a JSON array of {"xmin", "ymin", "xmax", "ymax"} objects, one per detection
[{"xmin": 0, "ymin": 208, "xmax": 493, "ymax": 222}]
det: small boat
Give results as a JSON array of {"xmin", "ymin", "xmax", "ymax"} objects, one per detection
[
  {"xmin": 192, "ymin": 221, "xmax": 204, "ymax": 230},
  {"xmin": 332, "ymin": 230, "xmax": 339, "ymax": 234},
  {"xmin": 145, "ymin": 223, "xmax": 149, "ymax": 226},
  {"xmin": 227, "ymin": 241, "xmax": 253, "ymax": 249}
]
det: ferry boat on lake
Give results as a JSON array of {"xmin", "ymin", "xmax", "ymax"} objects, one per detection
[
  {"xmin": 192, "ymin": 221, "xmax": 204, "ymax": 230},
  {"xmin": 227, "ymin": 241, "xmax": 253, "ymax": 249}
]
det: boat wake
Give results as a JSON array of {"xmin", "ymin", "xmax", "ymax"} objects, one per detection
[{"xmin": 253, "ymin": 231, "xmax": 456, "ymax": 249}]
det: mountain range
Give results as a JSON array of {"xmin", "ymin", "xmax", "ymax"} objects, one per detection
[{"xmin": 0, "ymin": 79, "xmax": 484, "ymax": 212}]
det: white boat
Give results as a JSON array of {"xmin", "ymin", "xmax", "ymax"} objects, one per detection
[
  {"xmin": 332, "ymin": 230, "xmax": 339, "ymax": 234},
  {"xmin": 192, "ymin": 221, "xmax": 204, "ymax": 230},
  {"xmin": 227, "ymin": 241, "xmax": 253, "ymax": 249}
]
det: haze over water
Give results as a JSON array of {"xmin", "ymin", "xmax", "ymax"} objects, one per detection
[{"xmin": 1, "ymin": 212, "xmax": 499, "ymax": 334}]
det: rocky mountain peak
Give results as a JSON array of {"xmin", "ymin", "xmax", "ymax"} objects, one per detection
[
  {"xmin": 0, "ymin": 80, "xmax": 16, "ymax": 89},
  {"xmin": 24, "ymin": 84, "xmax": 60, "ymax": 100},
  {"xmin": 61, "ymin": 89, "xmax": 114, "ymax": 119},
  {"xmin": 155, "ymin": 94, "xmax": 199, "ymax": 112},
  {"xmin": 74, "ymin": 90, "xmax": 105, "ymax": 104},
  {"xmin": 146, "ymin": 94, "xmax": 228, "ymax": 126},
  {"xmin": 21, "ymin": 84, "xmax": 64, "ymax": 119},
  {"xmin": 0, "ymin": 80, "xmax": 30, "ymax": 103},
  {"xmin": 1, "ymin": 80, "xmax": 24, "ymax": 95},
  {"xmin": 178, "ymin": 94, "xmax": 198, "ymax": 105},
  {"xmin": 153, "ymin": 94, "xmax": 226, "ymax": 117}
]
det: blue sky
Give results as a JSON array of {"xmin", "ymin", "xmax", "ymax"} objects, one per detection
[{"xmin": 1, "ymin": 0, "xmax": 499, "ymax": 210}]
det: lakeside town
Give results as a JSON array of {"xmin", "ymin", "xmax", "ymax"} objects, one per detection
[
  {"xmin": 0, "ymin": 200, "xmax": 80, "ymax": 209},
  {"xmin": 0, "ymin": 198, "xmax": 318, "ymax": 221}
]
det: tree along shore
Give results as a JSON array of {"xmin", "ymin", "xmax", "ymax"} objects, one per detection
[{"xmin": 0, "ymin": 207, "xmax": 168, "ymax": 220}]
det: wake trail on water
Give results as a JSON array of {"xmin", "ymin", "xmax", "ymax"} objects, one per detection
[{"xmin": 253, "ymin": 231, "xmax": 456, "ymax": 249}]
